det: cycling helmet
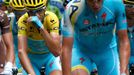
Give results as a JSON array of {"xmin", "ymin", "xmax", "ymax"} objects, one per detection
[
  {"xmin": 24, "ymin": 0, "xmax": 47, "ymax": 10},
  {"xmin": 9, "ymin": 0, "xmax": 25, "ymax": 10},
  {"xmin": 124, "ymin": 0, "xmax": 134, "ymax": 4},
  {"xmin": 4, "ymin": 0, "xmax": 10, "ymax": 5}
]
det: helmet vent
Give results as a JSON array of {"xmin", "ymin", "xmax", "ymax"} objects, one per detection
[
  {"xmin": 37, "ymin": 0, "xmax": 40, "ymax": 4},
  {"xmin": 29, "ymin": 0, "xmax": 32, "ymax": 4},
  {"xmin": 12, "ymin": 0, "xmax": 16, "ymax": 5},
  {"xmin": 33, "ymin": 0, "xmax": 35, "ymax": 5},
  {"xmin": 16, "ymin": 0, "xmax": 20, "ymax": 5},
  {"xmin": 25, "ymin": 0, "xmax": 27, "ymax": 4}
]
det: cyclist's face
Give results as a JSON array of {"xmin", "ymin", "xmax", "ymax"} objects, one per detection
[
  {"xmin": 126, "ymin": 6, "xmax": 134, "ymax": 27},
  {"xmin": 28, "ymin": 6, "xmax": 46, "ymax": 19},
  {"xmin": 36, "ymin": 8, "xmax": 46, "ymax": 20},
  {"xmin": 87, "ymin": 0, "xmax": 103, "ymax": 13}
]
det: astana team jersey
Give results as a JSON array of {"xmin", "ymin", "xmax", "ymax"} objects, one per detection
[
  {"xmin": 18, "ymin": 11, "xmax": 59, "ymax": 54},
  {"xmin": 62, "ymin": 0, "xmax": 127, "ymax": 52}
]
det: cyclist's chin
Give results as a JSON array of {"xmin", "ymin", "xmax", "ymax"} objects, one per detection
[{"xmin": 92, "ymin": 7, "xmax": 101, "ymax": 13}]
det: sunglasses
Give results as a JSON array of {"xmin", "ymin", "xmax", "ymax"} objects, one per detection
[
  {"xmin": 27, "ymin": 6, "xmax": 46, "ymax": 16},
  {"xmin": 14, "ymin": 11, "xmax": 26, "ymax": 16},
  {"xmin": 125, "ymin": 4, "xmax": 134, "ymax": 8}
]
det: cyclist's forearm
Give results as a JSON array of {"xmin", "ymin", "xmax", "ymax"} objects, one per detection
[
  {"xmin": 61, "ymin": 37, "xmax": 73, "ymax": 75},
  {"xmin": 18, "ymin": 50, "xmax": 36, "ymax": 75},
  {"xmin": 119, "ymin": 40, "xmax": 130, "ymax": 73},
  {"xmin": 61, "ymin": 47, "xmax": 72, "ymax": 75},
  {"xmin": 6, "ymin": 47, "xmax": 14, "ymax": 63},
  {"xmin": 39, "ymin": 28, "xmax": 61, "ymax": 57},
  {"xmin": 2, "ymin": 32, "xmax": 15, "ymax": 63}
]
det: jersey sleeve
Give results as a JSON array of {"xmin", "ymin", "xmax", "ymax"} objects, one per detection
[
  {"xmin": 62, "ymin": 2, "xmax": 74, "ymax": 37},
  {"xmin": 45, "ymin": 12, "xmax": 59, "ymax": 34},
  {"xmin": 17, "ymin": 13, "xmax": 28, "ymax": 36},
  {"xmin": 115, "ymin": 0, "xmax": 127, "ymax": 31},
  {"xmin": 0, "ymin": 11, "xmax": 10, "ymax": 34}
]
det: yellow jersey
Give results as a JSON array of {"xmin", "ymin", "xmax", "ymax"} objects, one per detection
[{"xmin": 18, "ymin": 11, "xmax": 59, "ymax": 54}]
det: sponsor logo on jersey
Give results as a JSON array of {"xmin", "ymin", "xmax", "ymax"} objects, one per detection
[
  {"xmin": 80, "ymin": 57, "xmax": 85, "ymax": 64},
  {"xmin": 18, "ymin": 27, "xmax": 27, "ymax": 31},
  {"xmin": 101, "ymin": 12, "xmax": 107, "ymax": 23},
  {"xmin": 83, "ymin": 19, "xmax": 90, "ymax": 25},
  {"xmin": 122, "ymin": 19, "xmax": 127, "ymax": 23},
  {"xmin": 49, "ymin": 61, "xmax": 54, "ymax": 68},
  {"xmin": 50, "ymin": 19, "xmax": 57, "ymax": 25}
]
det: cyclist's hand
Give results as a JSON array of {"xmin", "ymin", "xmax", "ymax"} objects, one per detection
[
  {"xmin": 1, "ymin": 62, "xmax": 13, "ymax": 75},
  {"xmin": 27, "ymin": 16, "xmax": 43, "ymax": 29}
]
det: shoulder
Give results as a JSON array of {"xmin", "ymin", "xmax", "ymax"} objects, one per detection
[
  {"xmin": 18, "ymin": 13, "xmax": 28, "ymax": 24},
  {"xmin": 0, "ymin": 10, "xmax": 5, "ymax": 17},
  {"xmin": 45, "ymin": 11, "xmax": 59, "ymax": 20},
  {"xmin": 45, "ymin": 11, "xmax": 57, "ymax": 16},
  {"xmin": 0, "ymin": 10, "xmax": 9, "ymax": 25},
  {"xmin": 103, "ymin": 0, "xmax": 125, "ymax": 14},
  {"xmin": 44, "ymin": 11, "xmax": 59, "ymax": 25},
  {"xmin": 0, "ymin": 10, "xmax": 7, "ymax": 20},
  {"xmin": 105, "ymin": 0, "xmax": 124, "ymax": 7}
]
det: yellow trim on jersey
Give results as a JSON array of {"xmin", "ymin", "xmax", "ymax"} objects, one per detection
[
  {"xmin": 71, "ymin": 65, "xmax": 90, "ymax": 74},
  {"xmin": 27, "ymin": 48, "xmax": 49, "ymax": 54}
]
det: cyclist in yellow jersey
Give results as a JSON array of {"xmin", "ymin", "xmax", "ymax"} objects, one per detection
[{"xmin": 17, "ymin": 0, "xmax": 62, "ymax": 75}]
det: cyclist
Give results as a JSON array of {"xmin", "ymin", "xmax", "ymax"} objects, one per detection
[
  {"xmin": 0, "ymin": 7, "xmax": 14, "ymax": 74},
  {"xmin": 62, "ymin": 0, "xmax": 130, "ymax": 75},
  {"xmin": 17, "ymin": 0, "xmax": 62, "ymax": 75},
  {"xmin": 9, "ymin": 0, "xmax": 26, "ymax": 73},
  {"xmin": 124, "ymin": 0, "xmax": 134, "ymax": 74}
]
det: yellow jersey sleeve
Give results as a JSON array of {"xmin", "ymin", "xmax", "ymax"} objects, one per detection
[
  {"xmin": 18, "ymin": 13, "xmax": 29, "ymax": 36},
  {"xmin": 44, "ymin": 11, "xmax": 59, "ymax": 34}
]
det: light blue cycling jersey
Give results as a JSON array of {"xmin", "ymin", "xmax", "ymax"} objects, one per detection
[
  {"xmin": 63, "ymin": 0, "xmax": 127, "ymax": 52},
  {"xmin": 62, "ymin": 0, "xmax": 127, "ymax": 75}
]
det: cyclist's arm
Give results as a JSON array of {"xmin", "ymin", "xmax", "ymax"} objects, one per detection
[
  {"xmin": 61, "ymin": 6, "xmax": 74, "ymax": 75},
  {"xmin": 39, "ymin": 13, "xmax": 61, "ymax": 57},
  {"xmin": 17, "ymin": 15, "xmax": 36, "ymax": 75},
  {"xmin": 18, "ymin": 36, "xmax": 36, "ymax": 75},
  {"xmin": 117, "ymin": 30, "xmax": 130, "ymax": 74},
  {"xmin": 40, "ymin": 28, "xmax": 61, "ymax": 57},
  {"xmin": 2, "ymin": 33, "xmax": 14, "ymax": 63},
  {"xmin": 61, "ymin": 37, "xmax": 73, "ymax": 75},
  {"xmin": 115, "ymin": 0, "xmax": 130, "ymax": 74},
  {"xmin": 1, "ymin": 12, "xmax": 14, "ymax": 63}
]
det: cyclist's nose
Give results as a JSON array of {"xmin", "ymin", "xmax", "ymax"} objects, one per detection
[{"xmin": 93, "ymin": 2, "xmax": 99, "ymax": 10}]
